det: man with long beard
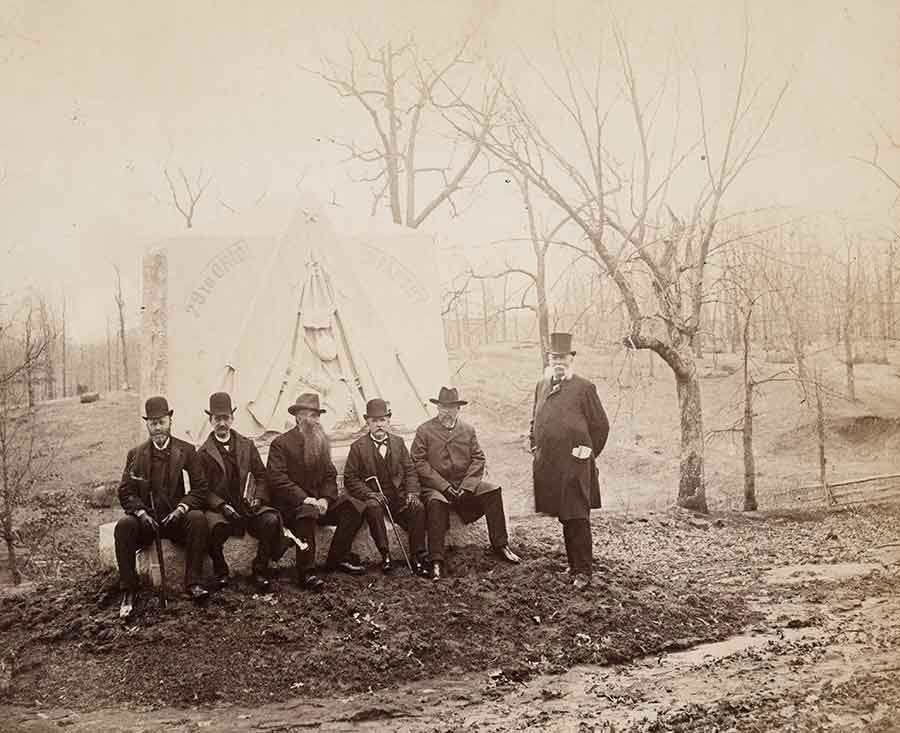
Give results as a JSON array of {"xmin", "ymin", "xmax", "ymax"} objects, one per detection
[
  {"xmin": 266, "ymin": 393, "xmax": 365, "ymax": 590},
  {"xmin": 115, "ymin": 396, "xmax": 211, "ymax": 616},
  {"xmin": 412, "ymin": 386, "xmax": 520, "ymax": 580},
  {"xmin": 199, "ymin": 392, "xmax": 283, "ymax": 593},
  {"xmin": 530, "ymin": 332, "xmax": 609, "ymax": 590}
]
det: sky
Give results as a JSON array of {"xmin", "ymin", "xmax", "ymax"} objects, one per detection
[{"xmin": 1, "ymin": 0, "xmax": 898, "ymax": 340}]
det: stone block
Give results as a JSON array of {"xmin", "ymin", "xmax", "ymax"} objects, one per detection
[{"xmin": 98, "ymin": 513, "xmax": 487, "ymax": 587}]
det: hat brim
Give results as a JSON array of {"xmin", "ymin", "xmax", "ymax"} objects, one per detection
[
  {"xmin": 204, "ymin": 408, "xmax": 237, "ymax": 417},
  {"xmin": 429, "ymin": 398, "xmax": 468, "ymax": 406},
  {"xmin": 548, "ymin": 350, "xmax": 577, "ymax": 357},
  {"xmin": 288, "ymin": 405, "xmax": 326, "ymax": 415},
  {"xmin": 142, "ymin": 410, "xmax": 174, "ymax": 420},
  {"xmin": 364, "ymin": 412, "xmax": 392, "ymax": 419}
]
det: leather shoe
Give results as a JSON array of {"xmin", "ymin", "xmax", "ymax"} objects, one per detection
[
  {"xmin": 214, "ymin": 573, "xmax": 230, "ymax": 589},
  {"xmin": 334, "ymin": 560, "xmax": 365, "ymax": 575},
  {"xmin": 412, "ymin": 560, "xmax": 430, "ymax": 578},
  {"xmin": 381, "ymin": 556, "xmax": 394, "ymax": 573},
  {"xmin": 494, "ymin": 545, "xmax": 521, "ymax": 564},
  {"xmin": 431, "ymin": 560, "xmax": 444, "ymax": 581},
  {"xmin": 118, "ymin": 590, "xmax": 136, "ymax": 619},
  {"xmin": 187, "ymin": 584, "xmax": 210, "ymax": 604},
  {"xmin": 573, "ymin": 573, "xmax": 591, "ymax": 591},
  {"xmin": 300, "ymin": 572, "xmax": 325, "ymax": 590},
  {"xmin": 252, "ymin": 573, "xmax": 272, "ymax": 592}
]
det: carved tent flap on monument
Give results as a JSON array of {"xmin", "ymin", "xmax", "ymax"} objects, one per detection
[{"xmin": 140, "ymin": 195, "xmax": 449, "ymax": 450}]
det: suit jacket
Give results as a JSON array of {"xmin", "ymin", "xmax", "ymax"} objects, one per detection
[
  {"xmin": 266, "ymin": 427, "xmax": 356, "ymax": 520},
  {"xmin": 199, "ymin": 430, "xmax": 278, "ymax": 533},
  {"xmin": 343, "ymin": 432, "xmax": 419, "ymax": 506},
  {"xmin": 530, "ymin": 374, "xmax": 609, "ymax": 520},
  {"xmin": 410, "ymin": 417, "xmax": 498, "ymax": 505},
  {"xmin": 117, "ymin": 436, "xmax": 209, "ymax": 519}
]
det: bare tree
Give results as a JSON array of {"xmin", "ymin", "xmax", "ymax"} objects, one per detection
[
  {"xmin": 449, "ymin": 25, "xmax": 787, "ymax": 512},
  {"xmin": 311, "ymin": 34, "xmax": 498, "ymax": 228},
  {"xmin": 112, "ymin": 264, "xmax": 130, "ymax": 390},
  {"xmin": 164, "ymin": 166, "xmax": 212, "ymax": 229}
]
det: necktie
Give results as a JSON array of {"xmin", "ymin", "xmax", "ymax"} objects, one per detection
[{"xmin": 373, "ymin": 437, "xmax": 388, "ymax": 459}]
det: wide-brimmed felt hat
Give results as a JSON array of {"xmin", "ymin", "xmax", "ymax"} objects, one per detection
[
  {"xmin": 429, "ymin": 386, "xmax": 468, "ymax": 406},
  {"xmin": 205, "ymin": 392, "xmax": 236, "ymax": 417},
  {"xmin": 548, "ymin": 332, "xmax": 577, "ymax": 356},
  {"xmin": 288, "ymin": 392, "xmax": 326, "ymax": 415},
  {"xmin": 364, "ymin": 398, "xmax": 391, "ymax": 419},
  {"xmin": 143, "ymin": 395, "xmax": 173, "ymax": 420}
]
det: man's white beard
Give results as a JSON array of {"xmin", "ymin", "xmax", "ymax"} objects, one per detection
[{"xmin": 544, "ymin": 365, "xmax": 575, "ymax": 381}]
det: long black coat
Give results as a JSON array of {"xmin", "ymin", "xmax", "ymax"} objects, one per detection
[
  {"xmin": 117, "ymin": 437, "xmax": 209, "ymax": 519},
  {"xmin": 199, "ymin": 431, "xmax": 279, "ymax": 535},
  {"xmin": 265, "ymin": 427, "xmax": 360, "ymax": 521},
  {"xmin": 530, "ymin": 374, "xmax": 609, "ymax": 520},
  {"xmin": 343, "ymin": 432, "xmax": 419, "ymax": 507}
]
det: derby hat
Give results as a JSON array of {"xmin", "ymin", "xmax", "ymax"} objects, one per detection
[
  {"xmin": 548, "ymin": 332, "xmax": 577, "ymax": 356},
  {"xmin": 288, "ymin": 392, "xmax": 326, "ymax": 415},
  {"xmin": 143, "ymin": 395, "xmax": 173, "ymax": 421},
  {"xmin": 429, "ymin": 386, "xmax": 468, "ymax": 406},
  {"xmin": 364, "ymin": 398, "xmax": 391, "ymax": 419},
  {"xmin": 205, "ymin": 392, "xmax": 236, "ymax": 417}
]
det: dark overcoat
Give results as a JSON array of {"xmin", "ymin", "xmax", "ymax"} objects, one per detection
[
  {"xmin": 530, "ymin": 374, "xmax": 609, "ymax": 521},
  {"xmin": 199, "ymin": 431, "xmax": 280, "ymax": 535},
  {"xmin": 343, "ymin": 432, "xmax": 419, "ymax": 507},
  {"xmin": 117, "ymin": 437, "xmax": 209, "ymax": 519},
  {"xmin": 265, "ymin": 427, "xmax": 361, "ymax": 521},
  {"xmin": 410, "ymin": 417, "xmax": 499, "ymax": 506}
]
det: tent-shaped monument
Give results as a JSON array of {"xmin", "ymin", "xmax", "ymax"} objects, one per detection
[{"xmin": 140, "ymin": 195, "xmax": 449, "ymax": 464}]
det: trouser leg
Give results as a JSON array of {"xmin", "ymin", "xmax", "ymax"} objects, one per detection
[
  {"xmin": 208, "ymin": 522, "xmax": 232, "ymax": 576},
  {"xmin": 325, "ymin": 503, "xmax": 363, "ymax": 567},
  {"xmin": 562, "ymin": 518, "xmax": 592, "ymax": 576},
  {"xmin": 289, "ymin": 516, "xmax": 317, "ymax": 575},
  {"xmin": 164, "ymin": 509, "xmax": 209, "ymax": 589},
  {"xmin": 114, "ymin": 515, "xmax": 151, "ymax": 591},
  {"xmin": 362, "ymin": 500, "xmax": 390, "ymax": 555},
  {"xmin": 425, "ymin": 499, "xmax": 450, "ymax": 562},
  {"xmin": 478, "ymin": 490, "xmax": 509, "ymax": 548},
  {"xmin": 395, "ymin": 502, "xmax": 426, "ymax": 561},
  {"xmin": 248, "ymin": 512, "xmax": 281, "ymax": 573}
]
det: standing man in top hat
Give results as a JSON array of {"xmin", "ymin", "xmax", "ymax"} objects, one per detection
[
  {"xmin": 530, "ymin": 332, "xmax": 609, "ymax": 590},
  {"xmin": 411, "ymin": 386, "xmax": 520, "ymax": 580},
  {"xmin": 115, "ymin": 396, "xmax": 211, "ymax": 615},
  {"xmin": 266, "ymin": 392, "xmax": 365, "ymax": 590},
  {"xmin": 343, "ymin": 398, "xmax": 429, "ymax": 576},
  {"xmin": 199, "ymin": 392, "xmax": 283, "ymax": 593}
]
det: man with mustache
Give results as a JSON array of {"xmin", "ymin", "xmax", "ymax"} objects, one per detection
[
  {"xmin": 530, "ymin": 332, "xmax": 609, "ymax": 591},
  {"xmin": 266, "ymin": 393, "xmax": 365, "ymax": 590},
  {"xmin": 115, "ymin": 396, "xmax": 211, "ymax": 616},
  {"xmin": 199, "ymin": 392, "xmax": 283, "ymax": 593},
  {"xmin": 411, "ymin": 387, "xmax": 520, "ymax": 580},
  {"xmin": 343, "ymin": 398, "xmax": 429, "ymax": 576}
]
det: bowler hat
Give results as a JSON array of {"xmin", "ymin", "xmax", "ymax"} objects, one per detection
[
  {"xmin": 364, "ymin": 398, "xmax": 391, "ymax": 419},
  {"xmin": 548, "ymin": 332, "xmax": 577, "ymax": 356},
  {"xmin": 143, "ymin": 395, "xmax": 173, "ymax": 420},
  {"xmin": 429, "ymin": 386, "xmax": 468, "ymax": 406},
  {"xmin": 288, "ymin": 392, "xmax": 326, "ymax": 415},
  {"xmin": 205, "ymin": 392, "xmax": 236, "ymax": 417}
]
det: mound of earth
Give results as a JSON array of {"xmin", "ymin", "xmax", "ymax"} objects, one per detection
[{"xmin": 0, "ymin": 522, "xmax": 749, "ymax": 710}]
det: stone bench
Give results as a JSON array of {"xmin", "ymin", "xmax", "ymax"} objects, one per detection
[{"xmin": 98, "ymin": 513, "xmax": 487, "ymax": 588}]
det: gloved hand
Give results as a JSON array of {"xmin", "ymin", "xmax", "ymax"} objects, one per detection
[
  {"xmin": 135, "ymin": 509, "xmax": 159, "ymax": 532},
  {"xmin": 161, "ymin": 503, "xmax": 188, "ymax": 528},
  {"xmin": 406, "ymin": 494, "xmax": 423, "ymax": 511},
  {"xmin": 314, "ymin": 497, "xmax": 329, "ymax": 515},
  {"xmin": 222, "ymin": 504, "xmax": 241, "ymax": 522}
]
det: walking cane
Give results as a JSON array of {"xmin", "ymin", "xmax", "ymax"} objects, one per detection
[
  {"xmin": 364, "ymin": 476, "xmax": 414, "ymax": 573},
  {"xmin": 146, "ymin": 491, "xmax": 168, "ymax": 610}
]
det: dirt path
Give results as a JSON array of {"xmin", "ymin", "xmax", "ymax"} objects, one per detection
[{"xmin": 6, "ymin": 547, "xmax": 899, "ymax": 732}]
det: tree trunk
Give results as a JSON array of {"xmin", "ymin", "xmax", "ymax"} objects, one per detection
[
  {"xmin": 815, "ymin": 374, "xmax": 830, "ymax": 504},
  {"xmin": 114, "ymin": 266, "xmax": 131, "ymax": 390},
  {"xmin": 535, "ymin": 253, "xmax": 550, "ymax": 368},
  {"xmin": 741, "ymin": 306, "xmax": 756, "ymax": 511},
  {"xmin": 61, "ymin": 296, "xmax": 67, "ymax": 398},
  {"xmin": 843, "ymin": 321, "xmax": 855, "ymax": 401},
  {"xmin": 675, "ymin": 363, "xmax": 708, "ymax": 512}
]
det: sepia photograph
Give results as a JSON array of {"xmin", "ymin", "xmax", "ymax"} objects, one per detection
[{"xmin": 1, "ymin": 1, "xmax": 899, "ymax": 730}]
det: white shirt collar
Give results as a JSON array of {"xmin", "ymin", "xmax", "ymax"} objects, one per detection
[{"xmin": 152, "ymin": 437, "xmax": 171, "ymax": 451}]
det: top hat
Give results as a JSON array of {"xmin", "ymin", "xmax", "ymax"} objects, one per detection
[
  {"xmin": 205, "ymin": 392, "xmax": 236, "ymax": 417},
  {"xmin": 288, "ymin": 393, "xmax": 326, "ymax": 415},
  {"xmin": 429, "ymin": 386, "xmax": 468, "ymax": 406},
  {"xmin": 548, "ymin": 332, "xmax": 576, "ymax": 356},
  {"xmin": 143, "ymin": 395, "xmax": 173, "ymax": 421},
  {"xmin": 364, "ymin": 398, "xmax": 392, "ymax": 419}
]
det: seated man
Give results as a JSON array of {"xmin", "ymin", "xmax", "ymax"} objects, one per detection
[
  {"xmin": 266, "ymin": 393, "xmax": 365, "ymax": 590},
  {"xmin": 411, "ymin": 386, "xmax": 520, "ymax": 580},
  {"xmin": 343, "ymin": 398, "xmax": 428, "ymax": 576},
  {"xmin": 115, "ymin": 396, "xmax": 210, "ymax": 616},
  {"xmin": 199, "ymin": 392, "xmax": 283, "ymax": 593}
]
